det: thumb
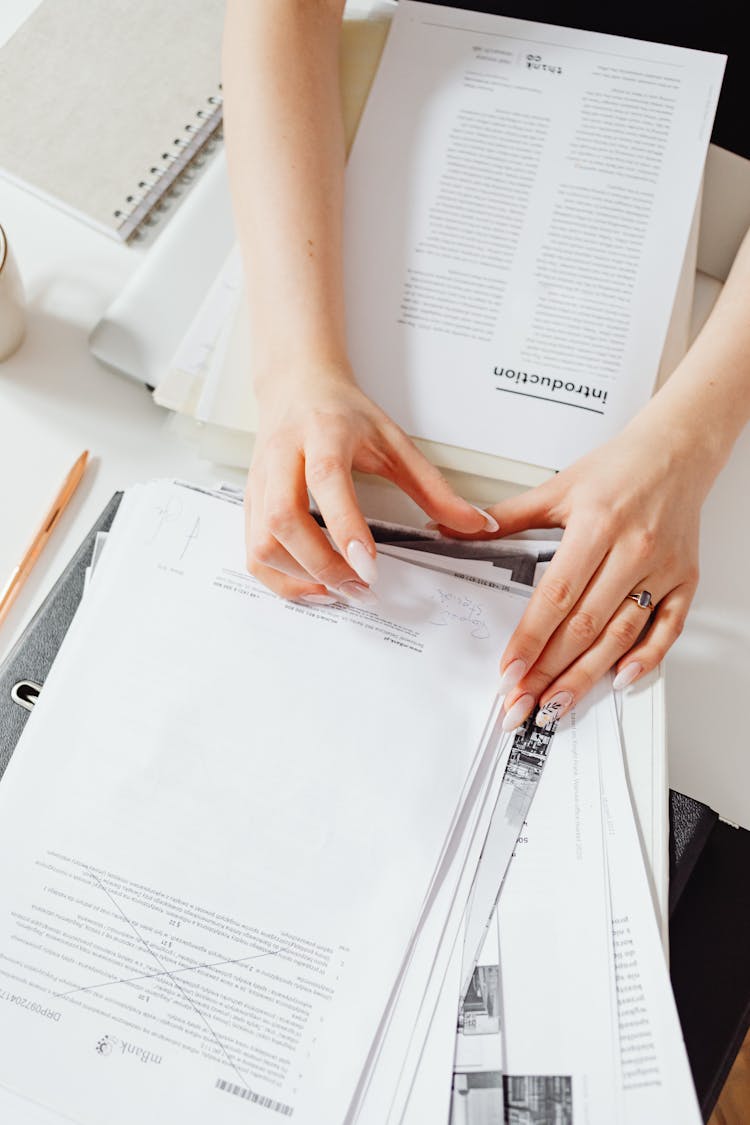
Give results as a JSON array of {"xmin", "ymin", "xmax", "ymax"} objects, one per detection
[{"xmin": 485, "ymin": 480, "xmax": 562, "ymax": 536}]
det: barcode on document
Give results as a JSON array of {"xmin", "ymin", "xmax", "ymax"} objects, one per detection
[{"xmin": 215, "ymin": 1077, "xmax": 294, "ymax": 1116}]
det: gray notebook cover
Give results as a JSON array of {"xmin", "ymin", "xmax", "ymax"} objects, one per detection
[{"xmin": 0, "ymin": 0, "xmax": 224, "ymax": 239}]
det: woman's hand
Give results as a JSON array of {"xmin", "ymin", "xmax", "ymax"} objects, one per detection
[
  {"xmin": 469, "ymin": 410, "xmax": 722, "ymax": 730},
  {"xmin": 490, "ymin": 414, "xmax": 719, "ymax": 727},
  {"xmin": 246, "ymin": 363, "xmax": 495, "ymax": 603}
]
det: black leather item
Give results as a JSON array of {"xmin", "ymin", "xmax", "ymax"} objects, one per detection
[
  {"xmin": 669, "ymin": 818, "xmax": 750, "ymax": 1121},
  {"xmin": 669, "ymin": 790, "xmax": 720, "ymax": 916}
]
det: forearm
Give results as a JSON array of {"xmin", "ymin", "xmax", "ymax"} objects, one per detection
[
  {"xmin": 222, "ymin": 0, "xmax": 348, "ymax": 383},
  {"xmin": 638, "ymin": 228, "xmax": 750, "ymax": 481}
]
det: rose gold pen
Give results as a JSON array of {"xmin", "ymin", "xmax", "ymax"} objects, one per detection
[{"xmin": 0, "ymin": 450, "xmax": 89, "ymax": 630}]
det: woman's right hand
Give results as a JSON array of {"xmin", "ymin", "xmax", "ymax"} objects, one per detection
[{"xmin": 246, "ymin": 362, "xmax": 496, "ymax": 603}]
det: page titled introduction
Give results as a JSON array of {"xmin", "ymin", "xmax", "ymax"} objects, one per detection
[{"xmin": 344, "ymin": 1, "xmax": 725, "ymax": 470}]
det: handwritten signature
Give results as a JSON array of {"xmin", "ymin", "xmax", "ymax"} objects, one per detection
[{"xmin": 430, "ymin": 589, "xmax": 490, "ymax": 639}]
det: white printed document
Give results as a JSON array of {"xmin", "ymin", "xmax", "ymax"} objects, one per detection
[
  {"xmin": 595, "ymin": 689, "xmax": 701, "ymax": 1124},
  {"xmin": 460, "ymin": 681, "xmax": 701, "ymax": 1125},
  {"xmin": 496, "ymin": 701, "xmax": 620, "ymax": 1124},
  {"xmin": 0, "ymin": 481, "xmax": 526, "ymax": 1125},
  {"xmin": 344, "ymin": 1, "xmax": 725, "ymax": 469}
]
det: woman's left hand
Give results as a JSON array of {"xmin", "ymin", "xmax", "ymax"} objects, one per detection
[{"xmin": 464, "ymin": 412, "xmax": 721, "ymax": 730}]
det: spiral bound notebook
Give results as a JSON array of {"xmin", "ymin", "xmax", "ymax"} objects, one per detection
[{"xmin": 0, "ymin": 0, "xmax": 224, "ymax": 241}]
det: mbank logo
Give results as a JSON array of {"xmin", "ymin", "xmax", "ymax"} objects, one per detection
[{"xmin": 95, "ymin": 1034, "xmax": 162, "ymax": 1066}]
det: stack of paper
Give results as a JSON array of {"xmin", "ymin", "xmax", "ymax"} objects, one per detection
[
  {"xmin": 442, "ymin": 680, "xmax": 698, "ymax": 1125},
  {"xmin": 0, "ymin": 480, "xmax": 699, "ymax": 1123},
  {"xmin": 0, "ymin": 480, "xmax": 534, "ymax": 1123},
  {"xmin": 153, "ymin": 1, "xmax": 721, "ymax": 494}
]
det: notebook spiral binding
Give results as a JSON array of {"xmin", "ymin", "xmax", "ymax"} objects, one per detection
[{"xmin": 113, "ymin": 85, "xmax": 224, "ymax": 242}]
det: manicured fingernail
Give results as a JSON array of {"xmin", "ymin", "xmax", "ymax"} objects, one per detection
[
  {"xmin": 346, "ymin": 539, "xmax": 378, "ymax": 586},
  {"xmin": 499, "ymin": 659, "xmax": 526, "ymax": 692},
  {"xmin": 424, "ymin": 507, "xmax": 499, "ymax": 534},
  {"xmin": 535, "ymin": 691, "xmax": 574, "ymax": 728},
  {"xmin": 501, "ymin": 693, "xmax": 535, "ymax": 733},
  {"xmin": 299, "ymin": 594, "xmax": 339, "ymax": 606},
  {"xmin": 469, "ymin": 504, "xmax": 500, "ymax": 533},
  {"xmin": 613, "ymin": 662, "xmax": 642, "ymax": 690},
  {"xmin": 337, "ymin": 581, "xmax": 379, "ymax": 607}
]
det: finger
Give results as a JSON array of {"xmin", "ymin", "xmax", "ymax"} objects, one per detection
[
  {"xmin": 518, "ymin": 590, "xmax": 657, "ymax": 721},
  {"xmin": 384, "ymin": 426, "xmax": 498, "ymax": 535},
  {"xmin": 246, "ymin": 465, "xmax": 332, "ymax": 594},
  {"xmin": 498, "ymin": 522, "xmax": 610, "ymax": 689},
  {"xmin": 304, "ymin": 434, "xmax": 378, "ymax": 585},
  {"xmin": 247, "ymin": 531, "xmax": 325, "ymax": 584},
  {"xmin": 485, "ymin": 480, "xmax": 562, "ymax": 536},
  {"xmin": 246, "ymin": 557, "xmax": 338, "ymax": 604},
  {"xmin": 263, "ymin": 444, "xmax": 373, "ymax": 600},
  {"xmin": 433, "ymin": 478, "xmax": 564, "ymax": 541},
  {"xmin": 245, "ymin": 460, "xmax": 316, "ymax": 582},
  {"xmin": 509, "ymin": 551, "xmax": 654, "ymax": 701},
  {"xmin": 530, "ymin": 584, "xmax": 681, "ymax": 727},
  {"xmin": 612, "ymin": 584, "xmax": 696, "ymax": 689}
]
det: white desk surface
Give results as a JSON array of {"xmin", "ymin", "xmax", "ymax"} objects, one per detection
[{"xmin": 1, "ymin": 2, "xmax": 749, "ymax": 832}]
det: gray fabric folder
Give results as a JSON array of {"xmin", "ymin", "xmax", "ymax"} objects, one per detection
[{"xmin": 0, "ymin": 492, "xmax": 123, "ymax": 778}]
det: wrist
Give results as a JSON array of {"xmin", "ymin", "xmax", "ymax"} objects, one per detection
[
  {"xmin": 631, "ymin": 391, "xmax": 730, "ymax": 495},
  {"xmin": 641, "ymin": 325, "xmax": 750, "ymax": 483},
  {"xmin": 252, "ymin": 353, "xmax": 356, "ymax": 407}
]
